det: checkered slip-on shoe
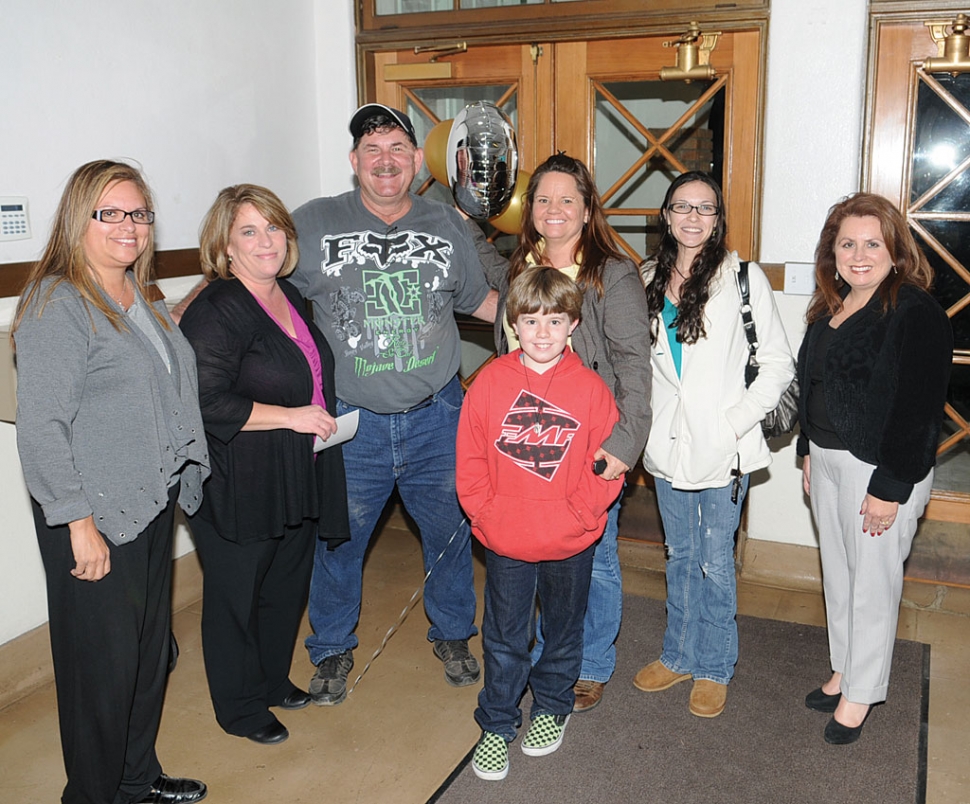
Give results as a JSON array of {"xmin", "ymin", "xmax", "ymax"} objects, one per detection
[
  {"xmin": 521, "ymin": 714, "xmax": 570, "ymax": 757},
  {"xmin": 472, "ymin": 731, "xmax": 510, "ymax": 780}
]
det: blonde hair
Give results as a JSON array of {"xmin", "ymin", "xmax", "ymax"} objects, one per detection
[
  {"xmin": 12, "ymin": 160, "xmax": 166, "ymax": 341},
  {"xmin": 199, "ymin": 184, "xmax": 298, "ymax": 281}
]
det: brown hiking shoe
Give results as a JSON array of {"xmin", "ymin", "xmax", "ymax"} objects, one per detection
[
  {"xmin": 572, "ymin": 680, "xmax": 605, "ymax": 712},
  {"xmin": 633, "ymin": 660, "xmax": 691, "ymax": 692}
]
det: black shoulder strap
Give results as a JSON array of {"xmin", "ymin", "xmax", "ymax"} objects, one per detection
[{"xmin": 737, "ymin": 261, "xmax": 759, "ymax": 355}]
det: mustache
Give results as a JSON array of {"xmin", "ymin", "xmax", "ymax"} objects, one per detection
[{"xmin": 372, "ymin": 166, "xmax": 402, "ymax": 177}]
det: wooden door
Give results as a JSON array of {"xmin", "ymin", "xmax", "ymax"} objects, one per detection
[
  {"xmin": 368, "ymin": 29, "xmax": 765, "ymax": 263},
  {"xmin": 867, "ymin": 17, "xmax": 970, "ymax": 524}
]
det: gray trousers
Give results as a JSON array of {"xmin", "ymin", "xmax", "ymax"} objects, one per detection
[{"xmin": 809, "ymin": 445, "xmax": 933, "ymax": 704}]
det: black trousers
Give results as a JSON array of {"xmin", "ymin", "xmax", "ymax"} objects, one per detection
[
  {"xmin": 189, "ymin": 515, "xmax": 315, "ymax": 736},
  {"xmin": 33, "ymin": 486, "xmax": 178, "ymax": 804}
]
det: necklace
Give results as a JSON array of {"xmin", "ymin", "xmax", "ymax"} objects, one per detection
[
  {"xmin": 673, "ymin": 265, "xmax": 690, "ymax": 280},
  {"xmin": 521, "ymin": 353, "xmax": 564, "ymax": 434},
  {"xmin": 111, "ymin": 274, "xmax": 129, "ymax": 308}
]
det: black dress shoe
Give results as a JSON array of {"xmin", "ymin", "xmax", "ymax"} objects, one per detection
[
  {"xmin": 136, "ymin": 774, "xmax": 207, "ymax": 803},
  {"xmin": 278, "ymin": 688, "xmax": 312, "ymax": 710},
  {"xmin": 246, "ymin": 719, "xmax": 289, "ymax": 745},
  {"xmin": 823, "ymin": 707, "xmax": 872, "ymax": 745},
  {"xmin": 805, "ymin": 687, "xmax": 840, "ymax": 713}
]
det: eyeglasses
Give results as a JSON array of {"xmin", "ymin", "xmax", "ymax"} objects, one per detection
[
  {"xmin": 667, "ymin": 202, "xmax": 718, "ymax": 217},
  {"xmin": 92, "ymin": 208, "xmax": 155, "ymax": 225}
]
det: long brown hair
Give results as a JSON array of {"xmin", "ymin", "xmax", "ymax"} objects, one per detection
[
  {"xmin": 807, "ymin": 192, "xmax": 933, "ymax": 323},
  {"xmin": 508, "ymin": 154, "xmax": 623, "ymax": 299},
  {"xmin": 11, "ymin": 160, "xmax": 166, "ymax": 342}
]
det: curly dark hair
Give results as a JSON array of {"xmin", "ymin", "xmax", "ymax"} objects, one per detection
[
  {"xmin": 643, "ymin": 171, "xmax": 728, "ymax": 345},
  {"xmin": 807, "ymin": 192, "xmax": 933, "ymax": 323},
  {"xmin": 508, "ymin": 153, "xmax": 623, "ymax": 299}
]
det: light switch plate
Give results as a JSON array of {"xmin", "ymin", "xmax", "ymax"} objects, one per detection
[
  {"xmin": 784, "ymin": 262, "xmax": 816, "ymax": 295},
  {"xmin": 0, "ymin": 196, "xmax": 31, "ymax": 241}
]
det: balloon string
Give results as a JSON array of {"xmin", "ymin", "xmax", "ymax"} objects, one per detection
[{"xmin": 345, "ymin": 520, "xmax": 470, "ymax": 696}]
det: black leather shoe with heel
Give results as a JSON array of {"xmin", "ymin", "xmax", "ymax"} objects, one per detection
[
  {"xmin": 823, "ymin": 706, "xmax": 872, "ymax": 745},
  {"xmin": 805, "ymin": 687, "xmax": 840, "ymax": 713}
]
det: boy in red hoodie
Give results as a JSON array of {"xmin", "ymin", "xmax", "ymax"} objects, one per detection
[{"xmin": 456, "ymin": 266, "xmax": 622, "ymax": 780}]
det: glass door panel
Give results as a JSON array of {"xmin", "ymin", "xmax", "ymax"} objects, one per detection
[
  {"xmin": 594, "ymin": 80, "xmax": 725, "ymax": 260},
  {"xmin": 561, "ymin": 31, "xmax": 762, "ymax": 263},
  {"xmin": 867, "ymin": 18, "xmax": 970, "ymax": 521},
  {"xmin": 405, "ymin": 84, "xmax": 518, "ymax": 207},
  {"xmin": 907, "ymin": 70, "xmax": 970, "ymax": 496}
]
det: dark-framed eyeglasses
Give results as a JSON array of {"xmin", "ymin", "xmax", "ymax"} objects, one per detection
[
  {"xmin": 92, "ymin": 208, "xmax": 155, "ymax": 225},
  {"xmin": 667, "ymin": 202, "xmax": 719, "ymax": 217}
]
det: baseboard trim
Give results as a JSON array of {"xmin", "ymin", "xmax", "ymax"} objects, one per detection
[
  {"xmin": 0, "ymin": 551, "xmax": 204, "ymax": 712},
  {"xmin": 739, "ymin": 538, "xmax": 824, "ymax": 593}
]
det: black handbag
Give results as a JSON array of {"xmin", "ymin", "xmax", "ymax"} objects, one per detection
[{"xmin": 737, "ymin": 261, "xmax": 799, "ymax": 439}]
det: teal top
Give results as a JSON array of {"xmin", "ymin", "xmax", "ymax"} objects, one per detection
[{"xmin": 662, "ymin": 296, "xmax": 682, "ymax": 378}]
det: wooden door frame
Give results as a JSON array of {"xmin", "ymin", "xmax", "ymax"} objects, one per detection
[
  {"xmin": 864, "ymin": 7, "xmax": 970, "ymax": 524},
  {"xmin": 552, "ymin": 27, "xmax": 766, "ymax": 261},
  {"xmin": 361, "ymin": 23, "xmax": 768, "ymax": 263}
]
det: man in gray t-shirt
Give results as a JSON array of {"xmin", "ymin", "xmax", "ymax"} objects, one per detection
[{"xmin": 292, "ymin": 104, "xmax": 498, "ymax": 704}]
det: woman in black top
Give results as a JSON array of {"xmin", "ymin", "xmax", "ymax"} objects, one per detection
[
  {"xmin": 796, "ymin": 193, "xmax": 952, "ymax": 744},
  {"xmin": 180, "ymin": 185, "xmax": 350, "ymax": 745}
]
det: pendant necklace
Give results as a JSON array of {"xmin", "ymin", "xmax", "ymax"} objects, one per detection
[
  {"xmin": 522, "ymin": 353, "xmax": 563, "ymax": 434},
  {"xmin": 668, "ymin": 265, "xmax": 689, "ymax": 305},
  {"xmin": 112, "ymin": 274, "xmax": 130, "ymax": 308}
]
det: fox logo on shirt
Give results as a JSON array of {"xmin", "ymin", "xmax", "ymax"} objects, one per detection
[{"xmin": 495, "ymin": 391, "xmax": 580, "ymax": 480}]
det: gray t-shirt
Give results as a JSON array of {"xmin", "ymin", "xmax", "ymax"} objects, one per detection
[{"xmin": 290, "ymin": 189, "xmax": 490, "ymax": 413}]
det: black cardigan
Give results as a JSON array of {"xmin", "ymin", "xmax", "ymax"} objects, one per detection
[
  {"xmin": 796, "ymin": 284, "xmax": 952, "ymax": 503},
  {"xmin": 180, "ymin": 277, "xmax": 350, "ymax": 546}
]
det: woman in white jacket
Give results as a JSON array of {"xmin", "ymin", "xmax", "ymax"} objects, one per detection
[{"xmin": 633, "ymin": 172, "xmax": 794, "ymax": 718}]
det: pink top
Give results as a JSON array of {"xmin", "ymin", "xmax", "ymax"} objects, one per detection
[{"xmin": 255, "ymin": 294, "xmax": 326, "ymax": 410}]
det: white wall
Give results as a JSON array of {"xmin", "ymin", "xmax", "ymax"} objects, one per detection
[
  {"xmin": 0, "ymin": 0, "xmax": 356, "ymax": 645},
  {"xmin": 749, "ymin": 0, "xmax": 869, "ymax": 548},
  {"xmin": 0, "ymin": 0, "xmax": 868, "ymax": 646}
]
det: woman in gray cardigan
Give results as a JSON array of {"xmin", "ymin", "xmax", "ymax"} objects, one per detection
[
  {"xmin": 469, "ymin": 154, "xmax": 652, "ymax": 712},
  {"xmin": 12, "ymin": 160, "xmax": 210, "ymax": 804}
]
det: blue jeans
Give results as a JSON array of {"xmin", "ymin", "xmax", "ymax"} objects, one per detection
[
  {"xmin": 475, "ymin": 544, "xmax": 595, "ymax": 741},
  {"xmin": 532, "ymin": 489, "xmax": 624, "ymax": 682},
  {"xmin": 654, "ymin": 476, "xmax": 749, "ymax": 685},
  {"xmin": 305, "ymin": 375, "xmax": 477, "ymax": 665}
]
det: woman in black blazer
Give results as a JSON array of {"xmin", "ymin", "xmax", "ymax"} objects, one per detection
[
  {"xmin": 180, "ymin": 185, "xmax": 350, "ymax": 745},
  {"xmin": 796, "ymin": 193, "xmax": 951, "ymax": 745}
]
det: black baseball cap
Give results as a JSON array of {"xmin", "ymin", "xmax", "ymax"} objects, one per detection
[{"xmin": 349, "ymin": 103, "xmax": 418, "ymax": 147}]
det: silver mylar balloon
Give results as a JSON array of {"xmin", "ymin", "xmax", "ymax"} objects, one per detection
[{"xmin": 446, "ymin": 102, "xmax": 518, "ymax": 220}]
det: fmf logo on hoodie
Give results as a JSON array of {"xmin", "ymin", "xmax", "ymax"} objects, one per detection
[{"xmin": 494, "ymin": 391, "xmax": 580, "ymax": 481}]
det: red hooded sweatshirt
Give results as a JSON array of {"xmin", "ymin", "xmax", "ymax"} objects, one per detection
[{"xmin": 456, "ymin": 348, "xmax": 621, "ymax": 562}]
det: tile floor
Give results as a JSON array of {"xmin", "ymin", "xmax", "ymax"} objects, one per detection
[{"xmin": 1, "ymin": 507, "xmax": 968, "ymax": 803}]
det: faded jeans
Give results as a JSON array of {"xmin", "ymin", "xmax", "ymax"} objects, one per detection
[{"xmin": 654, "ymin": 476, "xmax": 748, "ymax": 685}]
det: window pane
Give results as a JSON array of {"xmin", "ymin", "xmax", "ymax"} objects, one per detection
[
  {"xmin": 911, "ymin": 76, "xmax": 970, "ymax": 203},
  {"xmin": 376, "ymin": 0, "xmax": 453, "ymax": 14},
  {"xmin": 595, "ymin": 80, "xmax": 723, "ymax": 259},
  {"xmin": 407, "ymin": 86, "xmax": 518, "ymax": 197},
  {"xmin": 460, "ymin": 0, "xmax": 542, "ymax": 6},
  {"xmin": 908, "ymin": 71, "xmax": 970, "ymax": 493}
]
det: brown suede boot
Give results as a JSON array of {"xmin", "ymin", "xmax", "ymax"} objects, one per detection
[
  {"xmin": 632, "ymin": 660, "xmax": 691, "ymax": 692},
  {"xmin": 689, "ymin": 679, "xmax": 727, "ymax": 718}
]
